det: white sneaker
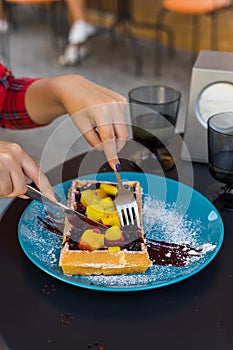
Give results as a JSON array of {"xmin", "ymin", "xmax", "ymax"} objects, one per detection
[
  {"xmin": 0, "ymin": 19, "xmax": 9, "ymax": 33},
  {"xmin": 68, "ymin": 20, "xmax": 96, "ymax": 45},
  {"xmin": 58, "ymin": 44, "xmax": 89, "ymax": 66}
]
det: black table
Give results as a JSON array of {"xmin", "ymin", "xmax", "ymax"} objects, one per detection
[{"xmin": 0, "ymin": 151, "xmax": 233, "ymax": 350}]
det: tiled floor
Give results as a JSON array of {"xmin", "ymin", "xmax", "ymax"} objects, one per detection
[{"xmin": 0, "ymin": 5, "xmax": 194, "ymax": 215}]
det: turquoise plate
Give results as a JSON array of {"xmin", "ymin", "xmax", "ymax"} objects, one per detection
[{"xmin": 18, "ymin": 172, "xmax": 224, "ymax": 292}]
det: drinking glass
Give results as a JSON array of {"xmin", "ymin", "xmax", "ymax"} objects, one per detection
[
  {"xmin": 204, "ymin": 112, "xmax": 233, "ymax": 210},
  {"xmin": 128, "ymin": 85, "xmax": 181, "ymax": 172}
]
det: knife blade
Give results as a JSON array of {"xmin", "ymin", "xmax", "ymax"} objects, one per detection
[{"xmin": 26, "ymin": 184, "xmax": 108, "ymax": 229}]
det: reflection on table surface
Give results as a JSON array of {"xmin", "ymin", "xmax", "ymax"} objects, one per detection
[{"xmin": 0, "ymin": 150, "xmax": 233, "ymax": 350}]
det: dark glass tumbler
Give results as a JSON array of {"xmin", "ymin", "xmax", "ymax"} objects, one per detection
[
  {"xmin": 128, "ymin": 85, "xmax": 181, "ymax": 172},
  {"xmin": 205, "ymin": 112, "xmax": 233, "ymax": 210}
]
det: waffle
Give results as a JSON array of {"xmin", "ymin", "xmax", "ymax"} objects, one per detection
[{"xmin": 59, "ymin": 179, "xmax": 152, "ymax": 276}]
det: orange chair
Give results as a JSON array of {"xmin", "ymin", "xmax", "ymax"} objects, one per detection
[
  {"xmin": 155, "ymin": 0, "xmax": 232, "ymax": 74},
  {"xmin": 1, "ymin": 0, "xmax": 64, "ymax": 66}
]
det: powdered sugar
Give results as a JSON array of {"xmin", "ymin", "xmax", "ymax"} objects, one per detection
[
  {"xmin": 19, "ymin": 205, "xmax": 61, "ymax": 269},
  {"xmin": 142, "ymin": 196, "xmax": 203, "ymax": 247}
]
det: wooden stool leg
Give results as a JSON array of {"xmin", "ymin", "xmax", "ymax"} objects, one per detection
[
  {"xmin": 129, "ymin": 35, "xmax": 143, "ymax": 76},
  {"xmin": 190, "ymin": 14, "xmax": 200, "ymax": 63},
  {"xmin": 154, "ymin": 6, "xmax": 169, "ymax": 76},
  {"xmin": 47, "ymin": 2, "xmax": 67, "ymax": 49},
  {"xmin": 109, "ymin": 0, "xmax": 143, "ymax": 76},
  {"xmin": 191, "ymin": 15, "xmax": 199, "ymax": 54},
  {"xmin": 109, "ymin": 0, "xmax": 131, "ymax": 44},
  {"xmin": 210, "ymin": 12, "xmax": 218, "ymax": 50}
]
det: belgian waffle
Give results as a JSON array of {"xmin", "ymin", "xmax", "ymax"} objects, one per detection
[{"xmin": 59, "ymin": 179, "xmax": 152, "ymax": 275}]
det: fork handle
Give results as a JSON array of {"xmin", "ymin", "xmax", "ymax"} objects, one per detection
[
  {"xmin": 114, "ymin": 170, "xmax": 121, "ymax": 183},
  {"xmin": 114, "ymin": 170, "xmax": 126, "ymax": 195}
]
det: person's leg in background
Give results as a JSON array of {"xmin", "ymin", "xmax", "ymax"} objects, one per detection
[{"xmin": 58, "ymin": 0, "xmax": 96, "ymax": 66}]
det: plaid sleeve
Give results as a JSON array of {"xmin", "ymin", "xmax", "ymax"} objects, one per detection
[{"xmin": 0, "ymin": 64, "xmax": 48, "ymax": 129}]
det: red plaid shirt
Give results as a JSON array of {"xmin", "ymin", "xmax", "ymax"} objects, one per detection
[{"xmin": 0, "ymin": 63, "xmax": 44, "ymax": 129}]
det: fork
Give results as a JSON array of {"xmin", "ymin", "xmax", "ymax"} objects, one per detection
[{"xmin": 114, "ymin": 164, "xmax": 141, "ymax": 228}]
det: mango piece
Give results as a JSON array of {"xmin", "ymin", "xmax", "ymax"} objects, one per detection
[
  {"xmin": 100, "ymin": 196, "xmax": 112, "ymax": 206},
  {"xmin": 79, "ymin": 229, "xmax": 105, "ymax": 251},
  {"xmin": 108, "ymin": 246, "xmax": 121, "ymax": 253},
  {"xmin": 80, "ymin": 189, "xmax": 100, "ymax": 207},
  {"xmin": 100, "ymin": 197, "xmax": 116, "ymax": 212},
  {"xmin": 100, "ymin": 183, "xmax": 118, "ymax": 197},
  {"xmin": 86, "ymin": 202, "xmax": 105, "ymax": 222},
  {"xmin": 105, "ymin": 205, "xmax": 116, "ymax": 213},
  {"xmin": 105, "ymin": 225, "xmax": 122, "ymax": 241},
  {"xmin": 96, "ymin": 188, "xmax": 107, "ymax": 199},
  {"xmin": 101, "ymin": 212, "xmax": 120, "ymax": 226}
]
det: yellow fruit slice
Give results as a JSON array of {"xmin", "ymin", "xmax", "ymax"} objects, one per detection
[
  {"xmin": 101, "ymin": 212, "xmax": 120, "ymax": 226},
  {"xmin": 105, "ymin": 225, "xmax": 122, "ymax": 241},
  {"xmin": 108, "ymin": 246, "xmax": 121, "ymax": 253},
  {"xmin": 100, "ymin": 183, "xmax": 118, "ymax": 196},
  {"xmin": 96, "ymin": 188, "xmax": 107, "ymax": 199},
  {"xmin": 86, "ymin": 202, "xmax": 105, "ymax": 222},
  {"xmin": 79, "ymin": 229, "xmax": 105, "ymax": 250},
  {"xmin": 99, "ymin": 197, "xmax": 116, "ymax": 212},
  {"xmin": 80, "ymin": 189, "xmax": 100, "ymax": 207}
]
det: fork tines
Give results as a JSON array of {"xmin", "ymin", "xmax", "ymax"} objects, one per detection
[
  {"xmin": 114, "ymin": 169, "xmax": 141, "ymax": 228},
  {"xmin": 117, "ymin": 201, "xmax": 141, "ymax": 228}
]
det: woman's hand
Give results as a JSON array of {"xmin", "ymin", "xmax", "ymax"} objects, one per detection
[
  {"xmin": 25, "ymin": 75, "xmax": 128, "ymax": 170},
  {"xmin": 70, "ymin": 100, "xmax": 127, "ymax": 170},
  {"xmin": 0, "ymin": 141, "xmax": 55, "ymax": 199}
]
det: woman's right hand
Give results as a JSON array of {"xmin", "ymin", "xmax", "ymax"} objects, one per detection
[{"xmin": 0, "ymin": 140, "xmax": 55, "ymax": 199}]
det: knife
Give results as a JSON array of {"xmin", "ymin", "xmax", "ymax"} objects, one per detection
[{"xmin": 26, "ymin": 184, "xmax": 108, "ymax": 228}]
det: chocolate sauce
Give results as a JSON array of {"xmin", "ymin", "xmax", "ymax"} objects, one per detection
[
  {"xmin": 37, "ymin": 211, "xmax": 64, "ymax": 235},
  {"xmin": 146, "ymin": 238, "xmax": 201, "ymax": 267},
  {"xmin": 37, "ymin": 213, "xmax": 201, "ymax": 268}
]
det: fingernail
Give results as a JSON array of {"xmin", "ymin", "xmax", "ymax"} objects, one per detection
[{"xmin": 115, "ymin": 163, "xmax": 122, "ymax": 172}]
